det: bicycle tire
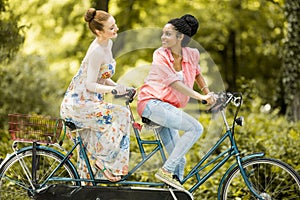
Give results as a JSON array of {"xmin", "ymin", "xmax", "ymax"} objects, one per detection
[
  {"xmin": 221, "ymin": 158, "xmax": 300, "ymax": 199},
  {"xmin": 0, "ymin": 148, "xmax": 79, "ymax": 200}
]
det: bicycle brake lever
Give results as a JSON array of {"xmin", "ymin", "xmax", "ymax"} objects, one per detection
[{"xmin": 112, "ymin": 88, "xmax": 136, "ymax": 100}]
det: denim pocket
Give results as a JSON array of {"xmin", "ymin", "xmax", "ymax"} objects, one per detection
[
  {"xmin": 141, "ymin": 104, "xmax": 152, "ymax": 118},
  {"xmin": 142, "ymin": 100, "xmax": 160, "ymax": 118}
]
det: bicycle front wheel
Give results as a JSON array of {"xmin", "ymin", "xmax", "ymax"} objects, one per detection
[
  {"xmin": 221, "ymin": 158, "xmax": 300, "ymax": 199},
  {"xmin": 0, "ymin": 148, "xmax": 79, "ymax": 200}
]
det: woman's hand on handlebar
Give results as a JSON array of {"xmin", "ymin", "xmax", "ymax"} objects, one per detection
[
  {"xmin": 202, "ymin": 92, "xmax": 216, "ymax": 105},
  {"xmin": 113, "ymin": 84, "xmax": 127, "ymax": 95},
  {"xmin": 111, "ymin": 87, "xmax": 136, "ymax": 100}
]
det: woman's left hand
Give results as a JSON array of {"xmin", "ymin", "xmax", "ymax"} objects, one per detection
[{"xmin": 114, "ymin": 84, "xmax": 127, "ymax": 95}]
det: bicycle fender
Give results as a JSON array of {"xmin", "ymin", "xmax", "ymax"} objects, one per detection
[
  {"xmin": 0, "ymin": 147, "xmax": 36, "ymax": 170},
  {"xmin": 217, "ymin": 152, "xmax": 265, "ymax": 200},
  {"xmin": 0, "ymin": 146, "xmax": 78, "ymax": 178},
  {"xmin": 0, "ymin": 152, "xmax": 15, "ymax": 170}
]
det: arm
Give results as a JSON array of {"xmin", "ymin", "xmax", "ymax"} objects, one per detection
[
  {"xmin": 85, "ymin": 47, "xmax": 116, "ymax": 94},
  {"xmin": 170, "ymin": 81, "xmax": 205, "ymax": 101},
  {"xmin": 195, "ymin": 73, "xmax": 211, "ymax": 95},
  {"xmin": 171, "ymin": 80, "xmax": 215, "ymax": 105},
  {"xmin": 86, "ymin": 65, "xmax": 116, "ymax": 94},
  {"xmin": 192, "ymin": 49, "xmax": 210, "ymax": 95},
  {"xmin": 195, "ymin": 70, "xmax": 216, "ymax": 105},
  {"xmin": 104, "ymin": 78, "xmax": 117, "ymax": 86}
]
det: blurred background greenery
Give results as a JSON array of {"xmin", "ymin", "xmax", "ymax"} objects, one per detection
[{"xmin": 0, "ymin": 0, "xmax": 299, "ymax": 199}]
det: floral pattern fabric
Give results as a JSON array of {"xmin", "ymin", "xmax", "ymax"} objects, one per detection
[{"xmin": 60, "ymin": 62, "xmax": 130, "ymax": 179}]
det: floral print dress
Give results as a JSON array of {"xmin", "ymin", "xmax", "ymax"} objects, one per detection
[{"xmin": 60, "ymin": 39, "xmax": 130, "ymax": 179}]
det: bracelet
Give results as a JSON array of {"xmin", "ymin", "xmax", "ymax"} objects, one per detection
[{"xmin": 201, "ymin": 86, "xmax": 208, "ymax": 91}]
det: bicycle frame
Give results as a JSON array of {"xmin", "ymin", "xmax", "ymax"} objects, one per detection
[
  {"xmin": 119, "ymin": 94, "xmax": 265, "ymax": 199},
  {"xmin": 177, "ymin": 109, "xmax": 265, "ymax": 195},
  {"xmin": 1, "ymin": 92, "xmax": 266, "ymax": 199}
]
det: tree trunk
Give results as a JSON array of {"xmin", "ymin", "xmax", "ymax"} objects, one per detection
[
  {"xmin": 223, "ymin": 30, "xmax": 238, "ymax": 91},
  {"xmin": 92, "ymin": 0, "xmax": 109, "ymax": 11},
  {"xmin": 282, "ymin": 0, "xmax": 300, "ymax": 121},
  {"xmin": 230, "ymin": 30, "xmax": 237, "ymax": 90}
]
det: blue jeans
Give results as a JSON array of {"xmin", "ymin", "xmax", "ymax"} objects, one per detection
[{"xmin": 141, "ymin": 99, "xmax": 203, "ymax": 181}]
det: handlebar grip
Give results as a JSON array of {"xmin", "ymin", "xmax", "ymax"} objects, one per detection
[
  {"xmin": 111, "ymin": 88, "xmax": 136, "ymax": 102},
  {"xmin": 111, "ymin": 89, "xmax": 117, "ymax": 95},
  {"xmin": 201, "ymin": 100, "xmax": 207, "ymax": 104}
]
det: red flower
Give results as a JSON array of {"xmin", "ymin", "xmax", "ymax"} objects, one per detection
[{"xmin": 133, "ymin": 122, "xmax": 143, "ymax": 131}]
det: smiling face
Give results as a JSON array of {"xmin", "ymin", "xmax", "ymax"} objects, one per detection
[
  {"xmin": 100, "ymin": 16, "xmax": 119, "ymax": 39},
  {"xmin": 161, "ymin": 23, "xmax": 183, "ymax": 50}
]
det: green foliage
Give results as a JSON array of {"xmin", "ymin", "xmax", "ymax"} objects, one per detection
[
  {"xmin": 0, "ymin": 0, "xmax": 24, "ymax": 63},
  {"xmin": 282, "ymin": 0, "xmax": 300, "ymax": 121},
  {"xmin": 194, "ymin": 0, "xmax": 284, "ymax": 103},
  {"xmin": 239, "ymin": 107, "xmax": 300, "ymax": 168},
  {"xmin": 0, "ymin": 53, "xmax": 65, "ymax": 129},
  {"xmin": 8, "ymin": 0, "xmax": 91, "ymax": 82}
]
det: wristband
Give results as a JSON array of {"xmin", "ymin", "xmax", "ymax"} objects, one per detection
[{"xmin": 201, "ymin": 86, "xmax": 208, "ymax": 91}]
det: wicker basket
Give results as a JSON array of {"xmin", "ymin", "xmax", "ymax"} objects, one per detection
[{"xmin": 8, "ymin": 113, "xmax": 64, "ymax": 144}]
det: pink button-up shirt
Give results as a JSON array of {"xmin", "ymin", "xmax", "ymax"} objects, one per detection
[{"xmin": 137, "ymin": 47, "xmax": 201, "ymax": 116}]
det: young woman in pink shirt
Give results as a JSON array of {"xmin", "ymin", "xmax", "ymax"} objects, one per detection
[{"xmin": 137, "ymin": 14, "xmax": 215, "ymax": 190}]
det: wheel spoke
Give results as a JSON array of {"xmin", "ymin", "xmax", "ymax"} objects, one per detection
[
  {"xmin": 222, "ymin": 158, "xmax": 300, "ymax": 199},
  {"xmin": 0, "ymin": 149, "xmax": 78, "ymax": 199}
]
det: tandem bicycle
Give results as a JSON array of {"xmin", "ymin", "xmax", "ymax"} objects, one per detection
[{"xmin": 0, "ymin": 89, "xmax": 300, "ymax": 200}]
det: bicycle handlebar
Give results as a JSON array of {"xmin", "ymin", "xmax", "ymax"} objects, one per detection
[
  {"xmin": 207, "ymin": 92, "xmax": 242, "ymax": 113},
  {"xmin": 111, "ymin": 88, "xmax": 137, "ymax": 103},
  {"xmin": 111, "ymin": 89, "xmax": 242, "ymax": 114}
]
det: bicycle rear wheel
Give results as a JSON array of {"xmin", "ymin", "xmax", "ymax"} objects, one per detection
[
  {"xmin": 221, "ymin": 158, "xmax": 300, "ymax": 199},
  {"xmin": 0, "ymin": 148, "xmax": 79, "ymax": 200}
]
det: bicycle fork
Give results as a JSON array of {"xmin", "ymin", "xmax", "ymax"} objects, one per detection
[
  {"xmin": 236, "ymin": 155, "xmax": 265, "ymax": 200},
  {"xmin": 230, "ymin": 141, "xmax": 265, "ymax": 199}
]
